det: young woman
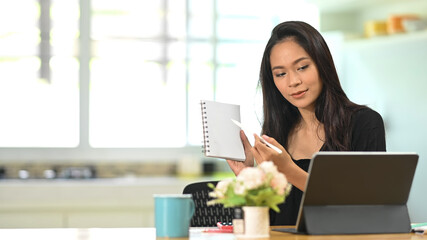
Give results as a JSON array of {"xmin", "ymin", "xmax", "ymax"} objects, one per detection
[{"xmin": 226, "ymin": 21, "xmax": 386, "ymax": 225}]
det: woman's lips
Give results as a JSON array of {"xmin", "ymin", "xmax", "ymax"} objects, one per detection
[{"xmin": 291, "ymin": 90, "xmax": 307, "ymax": 99}]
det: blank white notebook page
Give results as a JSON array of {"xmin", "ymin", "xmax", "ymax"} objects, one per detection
[{"xmin": 201, "ymin": 100, "xmax": 245, "ymax": 161}]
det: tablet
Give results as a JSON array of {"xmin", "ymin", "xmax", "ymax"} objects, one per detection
[{"xmin": 275, "ymin": 152, "xmax": 418, "ymax": 235}]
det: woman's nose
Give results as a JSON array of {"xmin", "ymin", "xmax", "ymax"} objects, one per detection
[{"xmin": 288, "ymin": 72, "xmax": 302, "ymax": 87}]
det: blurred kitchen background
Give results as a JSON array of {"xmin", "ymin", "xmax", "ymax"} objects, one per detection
[{"xmin": 1, "ymin": 0, "xmax": 426, "ymax": 228}]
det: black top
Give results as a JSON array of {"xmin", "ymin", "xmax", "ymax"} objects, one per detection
[{"xmin": 269, "ymin": 107, "xmax": 386, "ymax": 225}]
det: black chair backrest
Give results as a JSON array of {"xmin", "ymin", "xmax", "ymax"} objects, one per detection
[{"xmin": 183, "ymin": 181, "xmax": 234, "ymax": 227}]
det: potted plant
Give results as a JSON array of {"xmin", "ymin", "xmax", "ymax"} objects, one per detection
[{"xmin": 208, "ymin": 161, "xmax": 291, "ymax": 237}]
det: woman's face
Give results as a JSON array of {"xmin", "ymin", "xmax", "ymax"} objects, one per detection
[{"xmin": 270, "ymin": 39, "xmax": 322, "ymax": 112}]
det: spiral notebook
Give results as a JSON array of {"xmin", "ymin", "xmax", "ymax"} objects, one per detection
[{"xmin": 200, "ymin": 100, "xmax": 245, "ymax": 161}]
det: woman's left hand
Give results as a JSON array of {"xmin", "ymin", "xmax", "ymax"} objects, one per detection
[
  {"xmin": 251, "ymin": 134, "xmax": 292, "ymax": 172},
  {"xmin": 251, "ymin": 134, "xmax": 308, "ymax": 191}
]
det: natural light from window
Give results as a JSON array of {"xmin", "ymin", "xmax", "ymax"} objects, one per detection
[{"xmin": 0, "ymin": 0, "xmax": 318, "ymax": 160}]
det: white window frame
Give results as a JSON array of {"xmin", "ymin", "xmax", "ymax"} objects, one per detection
[{"xmin": 0, "ymin": 0, "xmax": 200, "ymax": 163}]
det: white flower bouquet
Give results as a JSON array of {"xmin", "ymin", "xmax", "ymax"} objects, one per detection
[{"xmin": 208, "ymin": 161, "xmax": 291, "ymax": 212}]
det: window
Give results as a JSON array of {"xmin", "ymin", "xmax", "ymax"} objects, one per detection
[
  {"xmin": 0, "ymin": 0, "xmax": 79, "ymax": 148},
  {"xmin": 90, "ymin": 0, "xmax": 187, "ymax": 147},
  {"xmin": 0, "ymin": 0, "xmax": 318, "ymax": 161}
]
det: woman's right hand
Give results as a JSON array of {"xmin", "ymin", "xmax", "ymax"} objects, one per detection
[{"xmin": 226, "ymin": 130, "xmax": 254, "ymax": 176}]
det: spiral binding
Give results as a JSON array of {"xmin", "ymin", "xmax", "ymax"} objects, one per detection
[{"xmin": 200, "ymin": 101, "xmax": 210, "ymax": 154}]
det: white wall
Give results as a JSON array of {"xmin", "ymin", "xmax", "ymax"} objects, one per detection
[{"xmin": 340, "ymin": 33, "xmax": 427, "ymax": 222}]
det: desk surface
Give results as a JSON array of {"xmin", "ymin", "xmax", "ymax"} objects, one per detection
[{"xmin": 0, "ymin": 227, "xmax": 424, "ymax": 240}]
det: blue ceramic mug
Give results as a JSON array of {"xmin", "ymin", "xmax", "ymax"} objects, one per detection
[{"xmin": 154, "ymin": 194, "xmax": 195, "ymax": 237}]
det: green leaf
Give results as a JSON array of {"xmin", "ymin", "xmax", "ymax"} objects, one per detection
[
  {"xmin": 207, "ymin": 183, "xmax": 216, "ymax": 189},
  {"xmin": 223, "ymin": 195, "xmax": 246, "ymax": 208},
  {"xmin": 266, "ymin": 195, "xmax": 285, "ymax": 212}
]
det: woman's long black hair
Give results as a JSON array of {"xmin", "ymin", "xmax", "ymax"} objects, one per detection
[{"xmin": 259, "ymin": 21, "xmax": 364, "ymax": 151}]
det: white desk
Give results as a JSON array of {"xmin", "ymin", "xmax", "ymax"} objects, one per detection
[{"xmin": 0, "ymin": 227, "xmax": 425, "ymax": 240}]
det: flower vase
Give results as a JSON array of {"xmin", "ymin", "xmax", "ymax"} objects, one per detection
[{"xmin": 242, "ymin": 206, "xmax": 270, "ymax": 238}]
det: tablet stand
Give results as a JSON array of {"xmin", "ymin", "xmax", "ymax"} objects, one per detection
[{"xmin": 303, "ymin": 204, "xmax": 411, "ymax": 235}]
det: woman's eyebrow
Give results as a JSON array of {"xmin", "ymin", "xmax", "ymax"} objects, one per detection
[
  {"xmin": 271, "ymin": 57, "xmax": 310, "ymax": 71},
  {"xmin": 271, "ymin": 65, "xmax": 284, "ymax": 71},
  {"xmin": 293, "ymin": 57, "xmax": 309, "ymax": 65}
]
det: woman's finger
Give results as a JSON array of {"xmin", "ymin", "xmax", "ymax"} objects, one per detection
[
  {"xmin": 261, "ymin": 134, "xmax": 285, "ymax": 152},
  {"xmin": 253, "ymin": 134, "xmax": 272, "ymax": 154},
  {"xmin": 250, "ymin": 147, "xmax": 264, "ymax": 165}
]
